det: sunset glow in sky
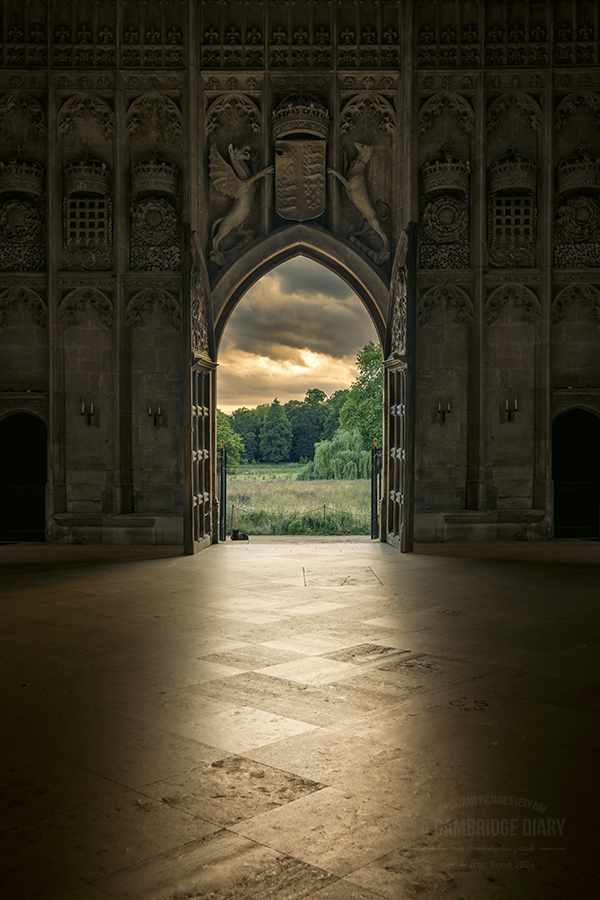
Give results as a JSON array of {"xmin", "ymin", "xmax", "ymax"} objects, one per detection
[{"xmin": 217, "ymin": 257, "xmax": 379, "ymax": 414}]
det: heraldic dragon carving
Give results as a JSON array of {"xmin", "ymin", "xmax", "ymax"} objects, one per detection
[
  {"xmin": 209, "ymin": 144, "xmax": 274, "ymax": 265},
  {"xmin": 328, "ymin": 142, "xmax": 390, "ymax": 264}
]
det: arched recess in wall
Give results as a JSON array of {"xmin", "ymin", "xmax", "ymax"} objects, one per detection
[
  {"xmin": 210, "ymin": 225, "xmax": 389, "ymax": 352},
  {"xmin": 0, "ymin": 411, "xmax": 47, "ymax": 541},
  {"xmin": 552, "ymin": 408, "xmax": 600, "ymax": 539}
]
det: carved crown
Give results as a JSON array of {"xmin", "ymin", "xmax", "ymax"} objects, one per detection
[
  {"xmin": 131, "ymin": 158, "xmax": 179, "ymax": 197},
  {"xmin": 421, "ymin": 154, "xmax": 471, "ymax": 195},
  {"xmin": 489, "ymin": 151, "xmax": 537, "ymax": 194},
  {"xmin": 272, "ymin": 94, "xmax": 329, "ymax": 140},
  {"xmin": 64, "ymin": 158, "xmax": 110, "ymax": 196},
  {"xmin": 556, "ymin": 152, "xmax": 600, "ymax": 194},
  {"xmin": 0, "ymin": 156, "xmax": 44, "ymax": 196}
]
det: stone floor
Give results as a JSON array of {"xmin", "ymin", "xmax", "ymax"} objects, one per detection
[{"xmin": 1, "ymin": 537, "xmax": 598, "ymax": 899}]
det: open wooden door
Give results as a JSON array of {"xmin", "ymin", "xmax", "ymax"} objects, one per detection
[
  {"xmin": 384, "ymin": 225, "xmax": 417, "ymax": 552},
  {"xmin": 183, "ymin": 228, "xmax": 216, "ymax": 554}
]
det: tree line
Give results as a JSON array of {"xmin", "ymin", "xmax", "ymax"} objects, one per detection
[{"xmin": 217, "ymin": 341, "xmax": 383, "ymax": 471}]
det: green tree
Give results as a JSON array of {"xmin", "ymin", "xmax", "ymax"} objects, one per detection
[
  {"xmin": 321, "ymin": 389, "xmax": 350, "ymax": 440},
  {"xmin": 286, "ymin": 388, "xmax": 328, "ymax": 461},
  {"xmin": 216, "ymin": 409, "xmax": 245, "ymax": 466},
  {"xmin": 339, "ymin": 341, "xmax": 383, "ymax": 448},
  {"xmin": 259, "ymin": 398, "xmax": 293, "ymax": 462},
  {"xmin": 313, "ymin": 428, "xmax": 371, "ymax": 479},
  {"xmin": 230, "ymin": 406, "xmax": 265, "ymax": 461}
]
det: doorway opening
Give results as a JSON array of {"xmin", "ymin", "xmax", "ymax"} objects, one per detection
[
  {"xmin": 216, "ymin": 256, "xmax": 383, "ymax": 539},
  {"xmin": 0, "ymin": 412, "xmax": 47, "ymax": 542},
  {"xmin": 552, "ymin": 408, "xmax": 600, "ymax": 539}
]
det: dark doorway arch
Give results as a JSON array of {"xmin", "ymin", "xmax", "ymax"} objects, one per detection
[
  {"xmin": 0, "ymin": 412, "xmax": 47, "ymax": 541},
  {"xmin": 552, "ymin": 409, "xmax": 600, "ymax": 539}
]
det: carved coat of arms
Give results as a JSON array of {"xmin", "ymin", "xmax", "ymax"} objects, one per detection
[{"xmin": 275, "ymin": 140, "xmax": 326, "ymax": 221}]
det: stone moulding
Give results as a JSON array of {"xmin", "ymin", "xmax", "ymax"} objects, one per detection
[
  {"xmin": 59, "ymin": 287, "xmax": 114, "ymax": 328},
  {"xmin": 0, "ymin": 91, "xmax": 46, "ymax": 134},
  {"xmin": 418, "ymin": 91, "xmax": 474, "ymax": 135},
  {"xmin": 551, "ymin": 391, "xmax": 600, "ymax": 419},
  {"xmin": 126, "ymin": 92, "xmax": 182, "ymax": 138},
  {"xmin": 0, "ymin": 287, "xmax": 47, "ymax": 327},
  {"xmin": 206, "ymin": 92, "xmax": 261, "ymax": 134},
  {"xmin": 340, "ymin": 91, "xmax": 396, "ymax": 134},
  {"xmin": 485, "ymin": 284, "xmax": 541, "ymax": 326},
  {"xmin": 554, "ymin": 91, "xmax": 600, "ymax": 132},
  {"xmin": 418, "ymin": 285, "xmax": 473, "ymax": 327},
  {"xmin": 486, "ymin": 91, "xmax": 542, "ymax": 134},
  {"xmin": 0, "ymin": 394, "xmax": 49, "ymax": 422},
  {"xmin": 552, "ymin": 283, "xmax": 600, "ymax": 325},
  {"xmin": 125, "ymin": 288, "xmax": 181, "ymax": 329},
  {"xmin": 57, "ymin": 93, "xmax": 114, "ymax": 137}
]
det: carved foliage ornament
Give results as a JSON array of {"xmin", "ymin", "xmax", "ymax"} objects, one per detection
[
  {"xmin": 555, "ymin": 91, "xmax": 600, "ymax": 132},
  {"xmin": 485, "ymin": 284, "xmax": 540, "ymax": 326},
  {"xmin": 57, "ymin": 93, "xmax": 114, "ymax": 137},
  {"xmin": 59, "ymin": 288, "xmax": 114, "ymax": 329},
  {"xmin": 487, "ymin": 91, "xmax": 542, "ymax": 134},
  {"xmin": 0, "ymin": 92, "xmax": 46, "ymax": 134},
  {"xmin": 552, "ymin": 284, "xmax": 600, "ymax": 325},
  {"xmin": 418, "ymin": 92, "xmax": 474, "ymax": 135},
  {"xmin": 125, "ymin": 289, "xmax": 181, "ymax": 329},
  {"xmin": 0, "ymin": 287, "xmax": 46, "ymax": 327},
  {"xmin": 206, "ymin": 92, "xmax": 260, "ymax": 134},
  {"xmin": 130, "ymin": 198, "xmax": 180, "ymax": 271},
  {"xmin": 340, "ymin": 92, "xmax": 396, "ymax": 135},
  {"xmin": 126, "ymin": 92, "xmax": 182, "ymax": 138},
  {"xmin": 418, "ymin": 286, "xmax": 473, "ymax": 327},
  {"xmin": 389, "ymin": 232, "xmax": 409, "ymax": 357},
  {"xmin": 0, "ymin": 198, "xmax": 44, "ymax": 271},
  {"xmin": 190, "ymin": 241, "xmax": 211, "ymax": 358}
]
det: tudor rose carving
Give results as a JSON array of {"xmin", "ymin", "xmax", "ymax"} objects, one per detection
[{"xmin": 209, "ymin": 144, "xmax": 273, "ymax": 266}]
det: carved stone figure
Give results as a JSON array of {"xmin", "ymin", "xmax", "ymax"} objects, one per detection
[
  {"xmin": 328, "ymin": 142, "xmax": 389, "ymax": 264},
  {"xmin": 209, "ymin": 143, "xmax": 274, "ymax": 265}
]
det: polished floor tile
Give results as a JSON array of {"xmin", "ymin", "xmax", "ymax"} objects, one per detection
[{"xmin": 1, "ymin": 538, "xmax": 598, "ymax": 898}]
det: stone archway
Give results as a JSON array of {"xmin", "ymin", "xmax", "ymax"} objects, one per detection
[
  {"xmin": 552, "ymin": 408, "xmax": 600, "ymax": 539},
  {"xmin": 183, "ymin": 223, "xmax": 416, "ymax": 553},
  {"xmin": 210, "ymin": 223, "xmax": 389, "ymax": 350}
]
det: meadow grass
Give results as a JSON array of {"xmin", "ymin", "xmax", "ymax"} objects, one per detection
[{"xmin": 225, "ymin": 463, "xmax": 371, "ymax": 535}]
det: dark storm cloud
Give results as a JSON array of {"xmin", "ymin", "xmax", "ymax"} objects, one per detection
[
  {"xmin": 274, "ymin": 257, "xmax": 356, "ymax": 300},
  {"xmin": 221, "ymin": 261, "xmax": 376, "ymax": 361}
]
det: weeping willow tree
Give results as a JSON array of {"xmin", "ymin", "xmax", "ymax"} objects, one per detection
[{"xmin": 311, "ymin": 429, "xmax": 371, "ymax": 480}]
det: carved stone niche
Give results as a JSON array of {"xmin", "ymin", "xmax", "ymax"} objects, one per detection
[
  {"xmin": 419, "ymin": 153, "xmax": 471, "ymax": 269},
  {"xmin": 0, "ymin": 155, "xmax": 45, "ymax": 271},
  {"xmin": 130, "ymin": 158, "xmax": 181, "ymax": 272},
  {"xmin": 333, "ymin": 91, "xmax": 397, "ymax": 265},
  {"xmin": 554, "ymin": 150, "xmax": 600, "ymax": 268},
  {"xmin": 63, "ymin": 158, "xmax": 112, "ymax": 271},
  {"xmin": 488, "ymin": 149, "xmax": 537, "ymax": 268},
  {"xmin": 206, "ymin": 92, "xmax": 269, "ymax": 267}
]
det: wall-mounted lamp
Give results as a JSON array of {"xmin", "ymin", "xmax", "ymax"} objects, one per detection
[
  {"xmin": 437, "ymin": 399, "xmax": 451, "ymax": 424},
  {"xmin": 505, "ymin": 394, "xmax": 519, "ymax": 422},
  {"xmin": 148, "ymin": 403, "xmax": 162, "ymax": 427},
  {"xmin": 81, "ymin": 398, "xmax": 94, "ymax": 426}
]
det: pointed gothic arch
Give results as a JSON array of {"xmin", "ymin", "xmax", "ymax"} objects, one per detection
[{"xmin": 210, "ymin": 224, "xmax": 390, "ymax": 353}]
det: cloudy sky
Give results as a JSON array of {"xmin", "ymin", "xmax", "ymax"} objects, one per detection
[{"xmin": 217, "ymin": 258, "xmax": 378, "ymax": 414}]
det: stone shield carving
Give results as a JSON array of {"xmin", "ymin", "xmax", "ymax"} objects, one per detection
[{"xmin": 275, "ymin": 140, "xmax": 326, "ymax": 221}]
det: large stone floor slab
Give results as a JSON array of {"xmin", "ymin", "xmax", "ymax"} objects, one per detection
[{"xmin": 0, "ymin": 539, "xmax": 598, "ymax": 898}]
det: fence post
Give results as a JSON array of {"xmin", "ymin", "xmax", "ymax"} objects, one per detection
[
  {"xmin": 217, "ymin": 441, "xmax": 227, "ymax": 542},
  {"xmin": 371, "ymin": 440, "xmax": 382, "ymax": 539}
]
